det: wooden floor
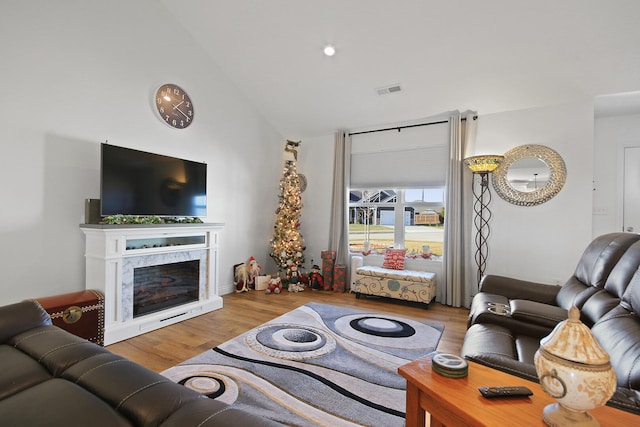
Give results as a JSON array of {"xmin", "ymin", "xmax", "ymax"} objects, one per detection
[{"xmin": 107, "ymin": 290, "xmax": 470, "ymax": 373}]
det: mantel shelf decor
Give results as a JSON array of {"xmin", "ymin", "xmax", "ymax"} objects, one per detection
[{"xmin": 100, "ymin": 215, "xmax": 203, "ymax": 225}]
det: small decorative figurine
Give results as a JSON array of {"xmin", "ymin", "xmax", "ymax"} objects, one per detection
[
  {"xmin": 265, "ymin": 276, "xmax": 283, "ymax": 294},
  {"xmin": 309, "ymin": 264, "xmax": 324, "ymax": 290},
  {"xmin": 234, "ymin": 256, "xmax": 262, "ymax": 293},
  {"xmin": 287, "ymin": 264, "xmax": 304, "ymax": 292}
]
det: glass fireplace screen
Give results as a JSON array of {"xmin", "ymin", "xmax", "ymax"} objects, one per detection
[{"xmin": 133, "ymin": 260, "xmax": 199, "ymax": 318}]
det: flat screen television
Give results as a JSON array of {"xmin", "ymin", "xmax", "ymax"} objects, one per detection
[{"xmin": 100, "ymin": 144, "xmax": 207, "ymax": 217}]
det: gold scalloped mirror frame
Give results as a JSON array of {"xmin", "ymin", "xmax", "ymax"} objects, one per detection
[{"xmin": 492, "ymin": 144, "xmax": 566, "ymax": 206}]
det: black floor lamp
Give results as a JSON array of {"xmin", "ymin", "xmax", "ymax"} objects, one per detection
[{"xmin": 464, "ymin": 155, "xmax": 504, "ymax": 288}]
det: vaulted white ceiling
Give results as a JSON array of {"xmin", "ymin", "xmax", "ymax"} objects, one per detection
[{"xmin": 161, "ymin": 0, "xmax": 640, "ymax": 138}]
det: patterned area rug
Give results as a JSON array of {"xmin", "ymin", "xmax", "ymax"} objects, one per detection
[{"xmin": 161, "ymin": 302, "xmax": 443, "ymax": 426}]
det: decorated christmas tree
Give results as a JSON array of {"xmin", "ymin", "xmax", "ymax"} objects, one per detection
[{"xmin": 269, "ymin": 141, "xmax": 305, "ymax": 275}]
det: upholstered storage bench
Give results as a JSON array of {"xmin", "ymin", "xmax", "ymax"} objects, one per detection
[{"xmin": 351, "ymin": 255, "xmax": 437, "ymax": 307}]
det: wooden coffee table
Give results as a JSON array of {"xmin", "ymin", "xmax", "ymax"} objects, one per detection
[{"xmin": 398, "ymin": 354, "xmax": 639, "ymax": 427}]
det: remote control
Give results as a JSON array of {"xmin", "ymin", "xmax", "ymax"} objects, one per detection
[{"xmin": 478, "ymin": 386, "xmax": 533, "ymax": 398}]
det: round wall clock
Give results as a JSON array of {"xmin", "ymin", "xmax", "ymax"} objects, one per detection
[{"xmin": 155, "ymin": 84, "xmax": 194, "ymax": 129}]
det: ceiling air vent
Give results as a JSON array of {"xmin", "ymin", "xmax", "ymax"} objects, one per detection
[{"xmin": 376, "ymin": 84, "xmax": 402, "ymax": 96}]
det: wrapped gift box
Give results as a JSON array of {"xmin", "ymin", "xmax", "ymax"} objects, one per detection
[
  {"xmin": 321, "ymin": 251, "xmax": 336, "ymax": 290},
  {"xmin": 321, "ymin": 251, "xmax": 336, "ymax": 261},
  {"xmin": 254, "ymin": 275, "xmax": 271, "ymax": 291},
  {"xmin": 333, "ymin": 264, "xmax": 348, "ymax": 292}
]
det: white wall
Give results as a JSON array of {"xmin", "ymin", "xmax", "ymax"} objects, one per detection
[
  {"xmin": 474, "ymin": 102, "xmax": 595, "ymax": 284},
  {"xmin": 593, "ymin": 113, "xmax": 640, "ymax": 236},
  {"xmin": 0, "ymin": 1, "xmax": 283, "ymax": 304},
  {"xmin": 297, "ymin": 135, "xmax": 335, "ymax": 270}
]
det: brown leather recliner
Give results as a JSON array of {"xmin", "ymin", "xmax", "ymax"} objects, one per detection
[
  {"xmin": 467, "ymin": 232, "xmax": 640, "ymax": 337},
  {"xmin": 461, "ymin": 232, "xmax": 640, "ymax": 415}
]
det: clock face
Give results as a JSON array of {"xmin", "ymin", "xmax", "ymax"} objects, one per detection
[{"xmin": 155, "ymin": 84, "xmax": 194, "ymax": 129}]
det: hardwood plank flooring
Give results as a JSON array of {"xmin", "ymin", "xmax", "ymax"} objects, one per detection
[{"xmin": 107, "ymin": 290, "xmax": 470, "ymax": 373}]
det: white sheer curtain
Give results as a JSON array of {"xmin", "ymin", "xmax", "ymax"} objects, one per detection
[
  {"xmin": 328, "ymin": 131, "xmax": 351, "ymax": 267},
  {"xmin": 441, "ymin": 111, "xmax": 477, "ymax": 307}
]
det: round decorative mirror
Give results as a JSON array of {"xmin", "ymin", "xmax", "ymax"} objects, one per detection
[{"xmin": 492, "ymin": 145, "xmax": 566, "ymax": 206}]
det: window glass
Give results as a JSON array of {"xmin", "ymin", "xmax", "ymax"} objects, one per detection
[{"xmin": 348, "ymin": 188, "xmax": 444, "ymax": 257}]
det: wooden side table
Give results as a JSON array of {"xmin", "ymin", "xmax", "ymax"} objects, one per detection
[{"xmin": 398, "ymin": 355, "xmax": 639, "ymax": 427}]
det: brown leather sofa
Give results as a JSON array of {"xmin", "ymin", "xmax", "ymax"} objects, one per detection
[
  {"xmin": 461, "ymin": 232, "xmax": 640, "ymax": 415},
  {"xmin": 0, "ymin": 300, "xmax": 283, "ymax": 426}
]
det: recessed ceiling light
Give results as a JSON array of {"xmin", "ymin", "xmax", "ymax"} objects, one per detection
[{"xmin": 323, "ymin": 45, "xmax": 336, "ymax": 57}]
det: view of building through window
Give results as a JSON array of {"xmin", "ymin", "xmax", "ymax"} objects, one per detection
[{"xmin": 348, "ymin": 188, "xmax": 445, "ymax": 256}]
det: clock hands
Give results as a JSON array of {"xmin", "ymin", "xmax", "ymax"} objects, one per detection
[{"xmin": 172, "ymin": 103, "xmax": 191, "ymax": 120}]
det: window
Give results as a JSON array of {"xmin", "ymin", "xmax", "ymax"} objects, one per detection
[
  {"xmin": 348, "ymin": 118, "xmax": 449, "ymax": 258},
  {"xmin": 348, "ymin": 188, "xmax": 444, "ymax": 256}
]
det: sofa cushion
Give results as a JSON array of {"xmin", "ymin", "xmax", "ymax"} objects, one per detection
[
  {"xmin": 63, "ymin": 352, "xmax": 202, "ymax": 426},
  {"xmin": 509, "ymin": 299, "xmax": 567, "ymax": 328},
  {"xmin": 0, "ymin": 378, "xmax": 132, "ymax": 426},
  {"xmin": 461, "ymin": 323, "xmax": 516, "ymax": 359},
  {"xmin": 356, "ymin": 265, "xmax": 435, "ymax": 283},
  {"xmin": 161, "ymin": 397, "xmax": 284, "ymax": 427},
  {"xmin": 592, "ymin": 305, "xmax": 640, "ymax": 392},
  {"xmin": 10, "ymin": 325, "xmax": 111, "ymax": 376},
  {"xmin": 382, "ymin": 248, "xmax": 406, "ymax": 270},
  {"xmin": 573, "ymin": 232, "xmax": 640, "ymax": 288},
  {"xmin": 591, "ymin": 273, "xmax": 640, "ymax": 395},
  {"xmin": 461, "ymin": 323, "xmax": 540, "ymax": 381},
  {"xmin": 0, "ymin": 345, "xmax": 51, "ymax": 400},
  {"xmin": 514, "ymin": 335, "xmax": 541, "ymax": 365}
]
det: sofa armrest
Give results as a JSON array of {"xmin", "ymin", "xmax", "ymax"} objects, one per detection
[
  {"xmin": 607, "ymin": 387, "xmax": 640, "ymax": 416},
  {"xmin": 510, "ymin": 299, "xmax": 567, "ymax": 329},
  {"xmin": 0, "ymin": 301, "xmax": 52, "ymax": 344},
  {"xmin": 480, "ymin": 275, "xmax": 561, "ymax": 305}
]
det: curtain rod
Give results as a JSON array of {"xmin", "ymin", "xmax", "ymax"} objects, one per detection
[{"xmin": 348, "ymin": 115, "xmax": 476, "ymax": 136}]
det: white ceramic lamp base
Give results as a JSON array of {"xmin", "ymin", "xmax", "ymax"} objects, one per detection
[{"xmin": 543, "ymin": 403, "xmax": 600, "ymax": 427}]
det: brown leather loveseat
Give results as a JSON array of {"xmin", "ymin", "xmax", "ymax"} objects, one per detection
[
  {"xmin": 461, "ymin": 232, "xmax": 640, "ymax": 415},
  {"xmin": 0, "ymin": 300, "xmax": 283, "ymax": 426}
]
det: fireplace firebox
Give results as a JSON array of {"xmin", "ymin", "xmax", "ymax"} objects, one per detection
[{"xmin": 133, "ymin": 260, "xmax": 199, "ymax": 317}]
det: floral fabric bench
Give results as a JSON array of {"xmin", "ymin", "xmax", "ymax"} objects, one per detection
[{"xmin": 351, "ymin": 255, "xmax": 437, "ymax": 307}]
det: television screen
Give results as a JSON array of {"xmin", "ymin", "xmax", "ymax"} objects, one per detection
[{"xmin": 100, "ymin": 144, "xmax": 207, "ymax": 217}]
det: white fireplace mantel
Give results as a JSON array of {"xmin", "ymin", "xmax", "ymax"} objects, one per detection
[{"xmin": 80, "ymin": 223, "xmax": 224, "ymax": 345}]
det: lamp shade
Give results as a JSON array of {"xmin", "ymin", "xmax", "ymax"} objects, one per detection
[{"xmin": 464, "ymin": 155, "xmax": 504, "ymax": 173}]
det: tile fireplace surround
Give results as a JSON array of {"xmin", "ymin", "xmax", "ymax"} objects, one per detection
[{"xmin": 80, "ymin": 223, "xmax": 223, "ymax": 345}]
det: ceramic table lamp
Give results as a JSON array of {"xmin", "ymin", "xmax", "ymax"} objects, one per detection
[{"xmin": 534, "ymin": 306, "xmax": 616, "ymax": 426}]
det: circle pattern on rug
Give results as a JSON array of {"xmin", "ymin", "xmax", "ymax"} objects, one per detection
[
  {"xmin": 180, "ymin": 376, "xmax": 225, "ymax": 399},
  {"xmin": 334, "ymin": 314, "xmax": 440, "ymax": 350},
  {"xmin": 349, "ymin": 316, "xmax": 415, "ymax": 337},
  {"xmin": 247, "ymin": 323, "xmax": 336, "ymax": 360},
  {"xmin": 172, "ymin": 370, "xmax": 239, "ymax": 404}
]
